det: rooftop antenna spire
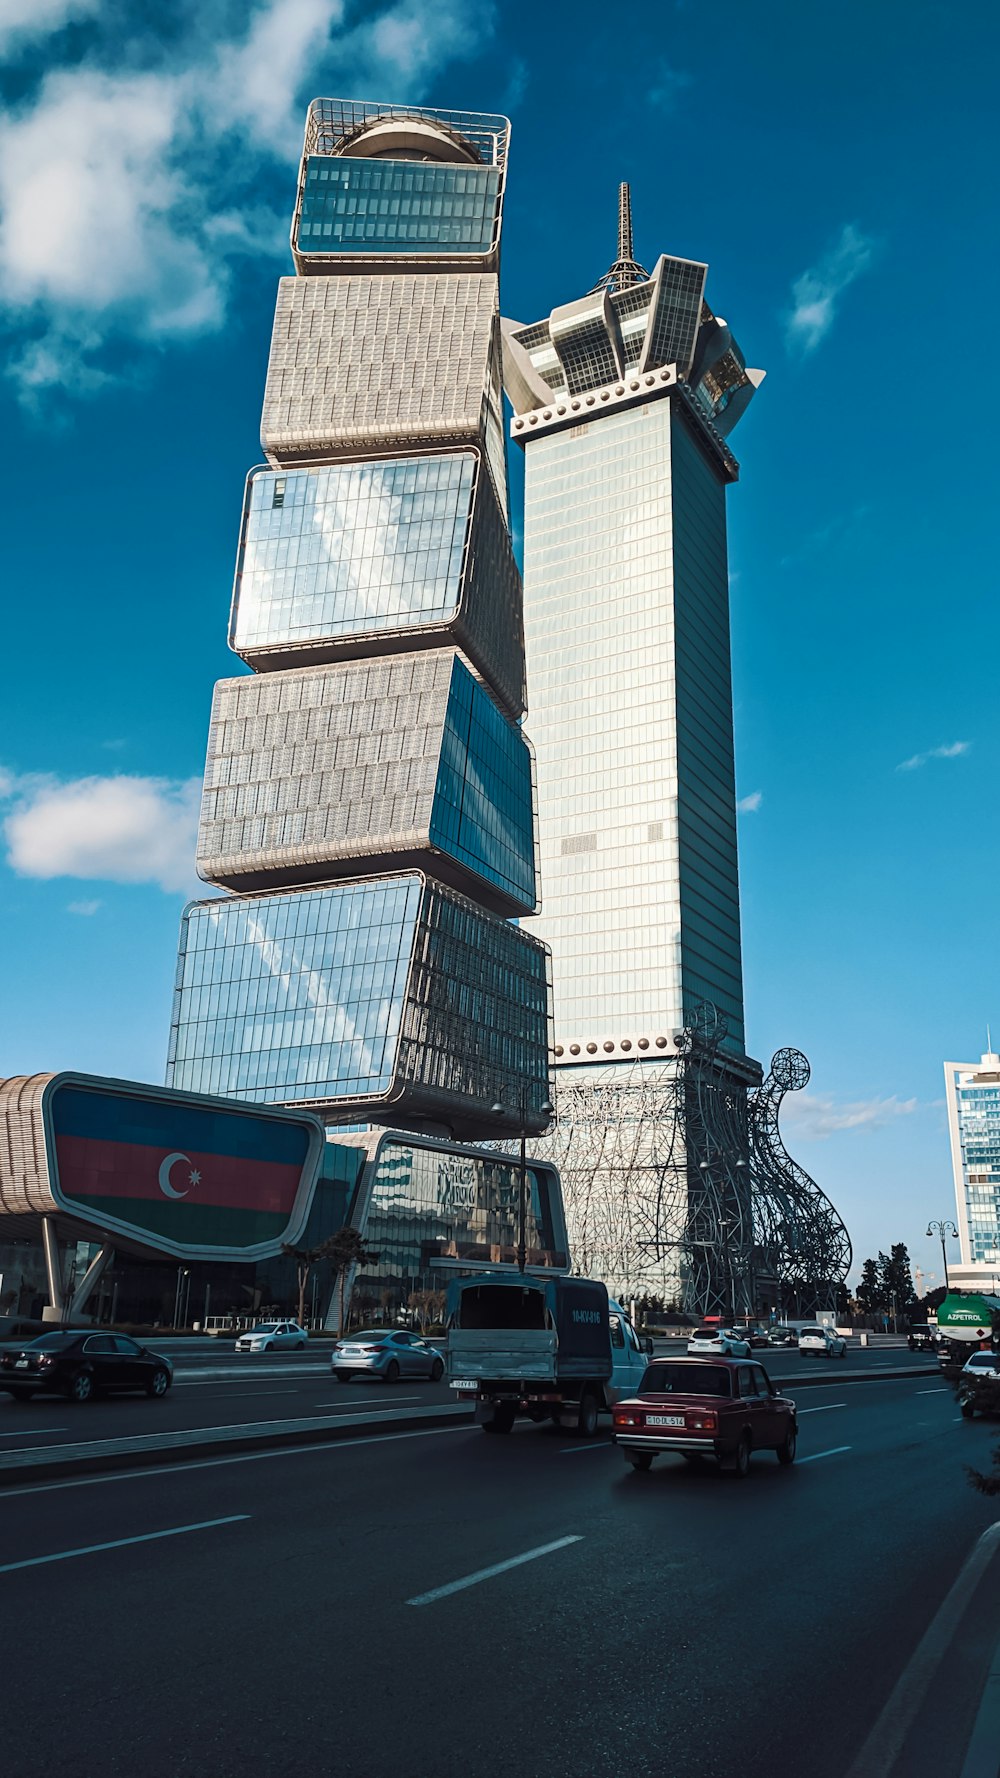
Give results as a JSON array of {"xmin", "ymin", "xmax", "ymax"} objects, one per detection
[{"xmin": 590, "ymin": 181, "xmax": 649, "ymax": 294}]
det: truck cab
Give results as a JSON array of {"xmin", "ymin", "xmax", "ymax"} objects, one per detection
[{"xmin": 606, "ymin": 1299, "xmax": 653, "ymax": 1400}]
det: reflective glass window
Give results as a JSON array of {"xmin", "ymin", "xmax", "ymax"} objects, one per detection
[
  {"xmin": 232, "ymin": 456, "xmax": 473, "ymax": 654},
  {"xmin": 297, "ymin": 157, "xmax": 500, "ymax": 258},
  {"xmin": 430, "ymin": 657, "xmax": 535, "ymax": 908}
]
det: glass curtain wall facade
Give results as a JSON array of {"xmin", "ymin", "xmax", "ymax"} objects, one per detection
[
  {"xmin": 946, "ymin": 1052, "xmax": 1000, "ymax": 1276},
  {"xmin": 502, "ymin": 193, "xmax": 768, "ymax": 1300},
  {"xmin": 171, "ymin": 99, "xmax": 553, "ymax": 1142}
]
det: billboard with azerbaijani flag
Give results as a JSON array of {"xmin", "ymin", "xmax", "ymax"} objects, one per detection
[{"xmin": 16, "ymin": 1074, "xmax": 327, "ymax": 1261}]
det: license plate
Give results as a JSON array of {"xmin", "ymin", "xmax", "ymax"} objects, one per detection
[
  {"xmin": 15, "ymin": 1359, "xmax": 29, "ymax": 1369},
  {"xmin": 646, "ymin": 1413, "xmax": 684, "ymax": 1427},
  {"xmin": 452, "ymin": 1380, "xmax": 478, "ymax": 1392}
]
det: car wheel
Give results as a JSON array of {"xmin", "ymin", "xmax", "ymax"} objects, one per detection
[
  {"xmin": 961, "ymin": 1400, "xmax": 976, "ymax": 1419},
  {"xmin": 384, "ymin": 1359, "xmax": 400, "ymax": 1384},
  {"xmin": 146, "ymin": 1368, "xmax": 170, "ymax": 1399},
  {"xmin": 627, "ymin": 1451, "xmax": 653, "ymax": 1471},
  {"xmin": 334, "ymin": 1370, "xmax": 351, "ymax": 1383},
  {"xmin": 295, "ymin": 1340, "xmax": 306, "ymax": 1350},
  {"xmin": 430, "ymin": 1358, "xmax": 444, "ymax": 1382},
  {"xmin": 69, "ymin": 1371, "xmax": 93, "ymax": 1404},
  {"xmin": 576, "ymin": 1390, "xmax": 600, "ymax": 1438},
  {"xmin": 482, "ymin": 1404, "xmax": 515, "ymax": 1435},
  {"xmin": 777, "ymin": 1425, "xmax": 797, "ymax": 1466},
  {"xmin": 728, "ymin": 1433, "xmax": 751, "ymax": 1479}
]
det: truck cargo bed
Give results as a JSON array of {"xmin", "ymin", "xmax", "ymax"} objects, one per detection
[{"xmin": 447, "ymin": 1327, "xmax": 558, "ymax": 1383}]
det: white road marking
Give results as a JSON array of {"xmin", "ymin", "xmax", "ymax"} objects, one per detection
[
  {"xmin": 0, "ymin": 1427, "xmax": 68, "ymax": 1438},
  {"xmin": 960, "ymin": 1630, "xmax": 1000, "ymax": 1778},
  {"xmin": 797, "ymin": 1404, "xmax": 846, "ymax": 1414},
  {"xmin": 917, "ymin": 1388, "xmax": 948, "ymax": 1395},
  {"xmin": 0, "ymin": 1514, "xmax": 250, "ymax": 1574},
  {"xmin": 0, "ymin": 1423, "xmax": 473, "ymax": 1498},
  {"xmin": 310, "ymin": 1397, "xmax": 412, "ymax": 1410},
  {"xmin": 845, "ymin": 1522, "xmax": 1000, "ymax": 1777},
  {"xmin": 560, "ymin": 1441, "xmax": 613, "ymax": 1454},
  {"xmin": 407, "ymin": 1536, "xmax": 583, "ymax": 1606},
  {"xmin": 797, "ymin": 1445, "xmax": 852, "ymax": 1464}
]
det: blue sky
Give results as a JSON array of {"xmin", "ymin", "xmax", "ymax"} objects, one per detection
[{"xmin": 0, "ymin": 0, "xmax": 995, "ymax": 1286}]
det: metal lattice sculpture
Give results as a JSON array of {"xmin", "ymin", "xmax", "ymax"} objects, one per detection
[{"xmin": 531, "ymin": 1003, "xmax": 851, "ymax": 1317}]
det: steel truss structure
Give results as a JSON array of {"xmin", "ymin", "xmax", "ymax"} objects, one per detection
[{"xmin": 531, "ymin": 1004, "xmax": 851, "ymax": 1318}]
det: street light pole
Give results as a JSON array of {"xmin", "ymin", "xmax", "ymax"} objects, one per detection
[
  {"xmin": 491, "ymin": 1087, "xmax": 554, "ymax": 1276},
  {"xmin": 926, "ymin": 1219, "xmax": 958, "ymax": 1292}
]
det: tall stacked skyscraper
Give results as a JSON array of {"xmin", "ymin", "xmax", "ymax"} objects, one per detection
[{"xmin": 166, "ymin": 102, "xmax": 552, "ymax": 1143}]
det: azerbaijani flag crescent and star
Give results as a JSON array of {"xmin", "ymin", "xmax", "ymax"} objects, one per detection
[{"xmin": 50, "ymin": 1084, "xmax": 316, "ymax": 1252}]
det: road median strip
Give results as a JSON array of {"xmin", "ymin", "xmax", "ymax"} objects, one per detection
[{"xmin": 0, "ymin": 1361, "xmax": 941, "ymax": 1484}]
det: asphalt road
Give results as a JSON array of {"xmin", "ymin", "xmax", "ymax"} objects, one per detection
[
  {"xmin": 0, "ymin": 1342, "xmax": 937, "ymax": 1449},
  {"xmin": 2, "ymin": 1373, "xmax": 998, "ymax": 1778}
]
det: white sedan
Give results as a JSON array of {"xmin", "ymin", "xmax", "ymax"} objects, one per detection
[
  {"xmin": 798, "ymin": 1324, "xmax": 847, "ymax": 1358},
  {"xmin": 235, "ymin": 1321, "xmax": 308, "ymax": 1352},
  {"xmin": 686, "ymin": 1326, "xmax": 752, "ymax": 1357}
]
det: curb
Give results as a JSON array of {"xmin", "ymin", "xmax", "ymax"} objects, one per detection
[
  {"xmin": 0, "ymin": 1363, "xmax": 941, "ymax": 1486},
  {"xmin": 0, "ymin": 1401, "xmax": 475, "ymax": 1486}
]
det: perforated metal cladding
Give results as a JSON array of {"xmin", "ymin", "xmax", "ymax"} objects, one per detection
[
  {"xmin": 196, "ymin": 649, "xmax": 535, "ymax": 913},
  {"xmin": 261, "ymin": 273, "xmax": 502, "ymax": 466},
  {"xmin": 198, "ymin": 652, "xmax": 452, "ymax": 885},
  {"xmin": 0, "ymin": 1074, "xmax": 55, "ymax": 1214}
]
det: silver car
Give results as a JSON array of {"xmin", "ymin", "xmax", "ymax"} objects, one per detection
[{"xmin": 332, "ymin": 1330, "xmax": 445, "ymax": 1384}]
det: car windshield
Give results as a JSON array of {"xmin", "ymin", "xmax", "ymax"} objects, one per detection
[
  {"xmin": 968, "ymin": 1354, "xmax": 998, "ymax": 1367},
  {"xmin": 25, "ymin": 1333, "xmax": 78, "ymax": 1349},
  {"xmin": 640, "ymin": 1364, "xmax": 732, "ymax": 1397},
  {"xmin": 250, "ymin": 1324, "xmax": 281, "ymax": 1334},
  {"xmin": 691, "ymin": 1329, "xmax": 719, "ymax": 1339},
  {"xmin": 346, "ymin": 1332, "xmax": 389, "ymax": 1345},
  {"xmin": 799, "ymin": 1328, "xmax": 823, "ymax": 1337}
]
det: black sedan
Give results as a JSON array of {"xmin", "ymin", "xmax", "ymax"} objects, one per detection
[{"xmin": 0, "ymin": 1332, "xmax": 173, "ymax": 1403}]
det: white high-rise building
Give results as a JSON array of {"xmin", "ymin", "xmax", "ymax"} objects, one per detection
[{"xmin": 945, "ymin": 1048, "xmax": 1000, "ymax": 1293}]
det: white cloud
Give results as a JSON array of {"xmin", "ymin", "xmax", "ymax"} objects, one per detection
[
  {"xmin": 0, "ymin": 0, "xmax": 497, "ymax": 405},
  {"xmin": 782, "ymin": 1093, "xmax": 918, "ymax": 1140},
  {"xmin": 785, "ymin": 224, "xmax": 876, "ymax": 353},
  {"xmin": 3, "ymin": 773, "xmax": 201, "ymax": 893},
  {"xmin": 67, "ymin": 898, "xmax": 102, "ymax": 916},
  {"xmin": 897, "ymin": 740, "xmax": 970, "ymax": 772},
  {"xmin": 647, "ymin": 60, "xmax": 693, "ymax": 110},
  {"xmin": 0, "ymin": 0, "xmax": 101, "ymax": 55},
  {"xmin": 737, "ymin": 791, "xmax": 762, "ymax": 813}
]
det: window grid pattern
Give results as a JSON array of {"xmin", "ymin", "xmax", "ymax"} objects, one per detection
[
  {"xmin": 520, "ymin": 399, "xmax": 743, "ymax": 1053},
  {"xmin": 611, "ymin": 283, "xmax": 654, "ymax": 369},
  {"xmin": 233, "ymin": 455, "xmax": 471, "ymax": 647},
  {"xmin": 166, "ymin": 878, "xmax": 551, "ymax": 1123},
  {"xmin": 358, "ymin": 1141, "xmax": 567, "ymax": 1296},
  {"xmin": 261, "ymin": 273, "xmax": 501, "ymax": 465},
  {"xmin": 230, "ymin": 452, "xmax": 523, "ymax": 717},
  {"xmin": 430, "ymin": 658, "xmax": 536, "ymax": 909},
  {"xmin": 296, "ymin": 158, "xmax": 501, "ymax": 258},
  {"xmin": 196, "ymin": 651, "xmax": 535, "ymax": 914},
  {"xmin": 551, "ymin": 301, "xmax": 621, "ymax": 396},
  {"xmin": 953, "ymin": 1070, "xmax": 1000, "ymax": 1264},
  {"xmin": 642, "ymin": 257, "xmax": 707, "ymax": 378},
  {"xmin": 167, "ymin": 879, "xmax": 422, "ymax": 1104}
]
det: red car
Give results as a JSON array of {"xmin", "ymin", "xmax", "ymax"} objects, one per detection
[{"xmin": 612, "ymin": 1356, "xmax": 798, "ymax": 1478}]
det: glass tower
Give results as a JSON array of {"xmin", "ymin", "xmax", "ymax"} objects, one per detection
[
  {"xmin": 167, "ymin": 101, "xmax": 552, "ymax": 1142},
  {"xmin": 946, "ymin": 1050, "xmax": 1000, "ymax": 1282},
  {"xmin": 503, "ymin": 186, "xmax": 767, "ymax": 1297}
]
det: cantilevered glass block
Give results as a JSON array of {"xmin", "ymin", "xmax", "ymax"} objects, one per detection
[
  {"xmin": 291, "ymin": 100, "xmax": 510, "ymax": 276},
  {"xmin": 260, "ymin": 272, "xmax": 505, "ymax": 490},
  {"xmin": 166, "ymin": 874, "xmax": 551, "ymax": 1137},
  {"xmin": 195, "ymin": 649, "xmax": 536, "ymax": 916},
  {"xmin": 229, "ymin": 449, "xmax": 524, "ymax": 716}
]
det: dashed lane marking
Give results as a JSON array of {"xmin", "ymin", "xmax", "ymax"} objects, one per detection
[
  {"xmin": 797, "ymin": 1445, "xmax": 852, "ymax": 1464},
  {"xmin": 407, "ymin": 1536, "xmax": 584, "ymax": 1606},
  {"xmin": 0, "ymin": 1514, "xmax": 250, "ymax": 1574}
]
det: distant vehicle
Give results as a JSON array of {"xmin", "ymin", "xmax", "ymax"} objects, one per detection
[
  {"xmin": 907, "ymin": 1325, "xmax": 936, "ymax": 1351},
  {"xmin": 0, "ymin": 1332, "xmax": 173, "ymax": 1402},
  {"xmin": 446, "ymin": 1275, "xmax": 651, "ymax": 1436},
  {"xmin": 767, "ymin": 1326, "xmax": 799, "ymax": 1347},
  {"xmin": 0, "ymin": 1316, "xmax": 45, "ymax": 1346},
  {"xmin": 235, "ymin": 1321, "xmax": 308, "ymax": 1352},
  {"xmin": 957, "ymin": 1351, "xmax": 1000, "ymax": 1419},
  {"xmin": 687, "ymin": 1327, "xmax": 752, "ymax": 1358},
  {"xmin": 798, "ymin": 1325, "xmax": 847, "ymax": 1359},
  {"xmin": 332, "ymin": 1330, "xmax": 444, "ymax": 1383},
  {"xmin": 612, "ymin": 1357, "xmax": 798, "ymax": 1479},
  {"xmin": 735, "ymin": 1327, "xmax": 771, "ymax": 1349}
]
